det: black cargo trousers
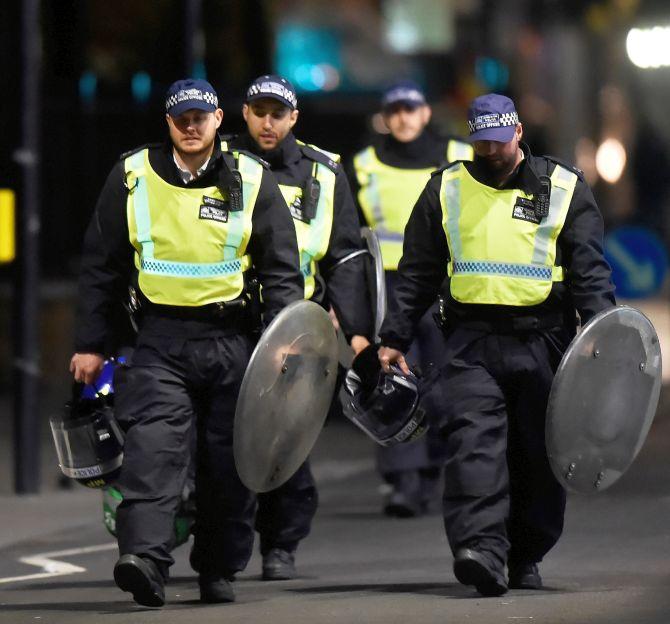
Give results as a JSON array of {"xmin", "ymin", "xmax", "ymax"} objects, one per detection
[
  {"xmin": 429, "ymin": 325, "xmax": 573, "ymax": 571},
  {"xmin": 113, "ymin": 315, "xmax": 256, "ymax": 579}
]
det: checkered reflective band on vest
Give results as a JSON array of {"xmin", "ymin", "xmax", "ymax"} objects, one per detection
[
  {"xmin": 354, "ymin": 141, "xmax": 472, "ymax": 271},
  {"xmin": 439, "ymin": 161, "xmax": 577, "ymax": 306},
  {"xmin": 278, "ymin": 142, "xmax": 337, "ymax": 300},
  {"xmin": 124, "ymin": 148, "xmax": 261, "ymax": 306}
]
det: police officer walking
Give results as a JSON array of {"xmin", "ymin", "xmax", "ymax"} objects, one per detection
[
  {"xmin": 69, "ymin": 78, "xmax": 303, "ymax": 607},
  {"xmin": 378, "ymin": 93, "xmax": 615, "ymax": 596},
  {"xmin": 227, "ymin": 74, "xmax": 373, "ymax": 580},
  {"xmin": 349, "ymin": 80, "xmax": 473, "ymax": 517}
]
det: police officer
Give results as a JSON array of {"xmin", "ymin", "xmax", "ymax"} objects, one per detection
[
  {"xmin": 349, "ymin": 80, "xmax": 473, "ymax": 517},
  {"xmin": 378, "ymin": 93, "xmax": 616, "ymax": 596},
  {"xmin": 227, "ymin": 74, "xmax": 373, "ymax": 580},
  {"xmin": 70, "ymin": 78, "xmax": 303, "ymax": 607}
]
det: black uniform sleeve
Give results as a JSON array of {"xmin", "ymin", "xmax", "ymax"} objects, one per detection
[
  {"xmin": 74, "ymin": 162, "xmax": 134, "ymax": 353},
  {"xmin": 318, "ymin": 169, "xmax": 374, "ymax": 340},
  {"xmin": 247, "ymin": 169, "xmax": 304, "ymax": 322},
  {"xmin": 559, "ymin": 178, "xmax": 616, "ymax": 323},
  {"xmin": 379, "ymin": 176, "xmax": 449, "ymax": 351}
]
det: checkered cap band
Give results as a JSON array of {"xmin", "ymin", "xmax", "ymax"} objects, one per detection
[
  {"xmin": 165, "ymin": 88, "xmax": 218, "ymax": 112},
  {"xmin": 246, "ymin": 80, "xmax": 298, "ymax": 109},
  {"xmin": 382, "ymin": 87, "xmax": 425, "ymax": 107},
  {"xmin": 468, "ymin": 111, "xmax": 519, "ymax": 134}
]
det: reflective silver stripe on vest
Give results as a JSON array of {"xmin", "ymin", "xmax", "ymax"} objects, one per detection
[
  {"xmin": 357, "ymin": 147, "xmax": 404, "ymax": 243},
  {"xmin": 442, "ymin": 165, "xmax": 464, "ymax": 261},
  {"xmin": 128, "ymin": 151, "xmax": 154, "ymax": 259},
  {"xmin": 531, "ymin": 165, "xmax": 577, "ymax": 265}
]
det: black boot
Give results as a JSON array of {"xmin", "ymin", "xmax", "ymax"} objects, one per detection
[
  {"xmin": 199, "ymin": 574, "xmax": 236, "ymax": 603},
  {"xmin": 453, "ymin": 548, "xmax": 508, "ymax": 597},
  {"xmin": 384, "ymin": 471, "xmax": 422, "ymax": 518},
  {"xmin": 262, "ymin": 548, "xmax": 297, "ymax": 580},
  {"xmin": 113, "ymin": 554, "xmax": 166, "ymax": 607},
  {"xmin": 508, "ymin": 562, "xmax": 542, "ymax": 589}
]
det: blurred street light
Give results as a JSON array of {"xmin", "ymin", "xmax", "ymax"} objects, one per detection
[
  {"xmin": 596, "ymin": 137, "xmax": 627, "ymax": 184},
  {"xmin": 626, "ymin": 26, "xmax": 670, "ymax": 69}
]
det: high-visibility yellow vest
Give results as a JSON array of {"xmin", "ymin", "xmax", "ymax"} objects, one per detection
[
  {"xmin": 354, "ymin": 139, "xmax": 473, "ymax": 270},
  {"xmin": 439, "ymin": 161, "xmax": 578, "ymax": 306},
  {"xmin": 277, "ymin": 142, "xmax": 337, "ymax": 300},
  {"xmin": 124, "ymin": 148, "xmax": 262, "ymax": 306}
]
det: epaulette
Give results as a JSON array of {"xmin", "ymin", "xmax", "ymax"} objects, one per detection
[
  {"xmin": 300, "ymin": 143, "xmax": 340, "ymax": 173},
  {"xmin": 229, "ymin": 148, "xmax": 270, "ymax": 169},
  {"xmin": 219, "ymin": 133, "xmax": 237, "ymax": 142},
  {"xmin": 119, "ymin": 142, "xmax": 161, "ymax": 161},
  {"xmin": 430, "ymin": 160, "xmax": 465, "ymax": 177},
  {"xmin": 545, "ymin": 155, "xmax": 585, "ymax": 181}
]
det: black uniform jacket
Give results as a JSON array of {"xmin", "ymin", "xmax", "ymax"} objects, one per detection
[
  {"xmin": 379, "ymin": 143, "xmax": 617, "ymax": 352},
  {"xmin": 347, "ymin": 130, "xmax": 458, "ymax": 224},
  {"xmin": 74, "ymin": 136, "xmax": 303, "ymax": 354},
  {"xmin": 229, "ymin": 131, "xmax": 373, "ymax": 341}
]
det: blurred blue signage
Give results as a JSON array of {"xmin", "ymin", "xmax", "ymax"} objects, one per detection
[
  {"xmin": 275, "ymin": 25, "xmax": 342, "ymax": 93},
  {"xmin": 131, "ymin": 71, "xmax": 152, "ymax": 104},
  {"xmin": 475, "ymin": 56, "xmax": 509, "ymax": 91},
  {"xmin": 604, "ymin": 226, "xmax": 668, "ymax": 299}
]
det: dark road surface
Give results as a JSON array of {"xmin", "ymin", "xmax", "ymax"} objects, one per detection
[{"xmin": 0, "ymin": 397, "xmax": 669, "ymax": 624}]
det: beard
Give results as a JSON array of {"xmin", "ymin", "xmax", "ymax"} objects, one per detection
[{"xmin": 473, "ymin": 152, "xmax": 518, "ymax": 185}]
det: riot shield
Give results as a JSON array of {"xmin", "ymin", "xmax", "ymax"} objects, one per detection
[
  {"xmin": 234, "ymin": 300, "xmax": 339, "ymax": 492},
  {"xmin": 546, "ymin": 305, "xmax": 662, "ymax": 494},
  {"xmin": 361, "ymin": 227, "xmax": 387, "ymax": 340}
]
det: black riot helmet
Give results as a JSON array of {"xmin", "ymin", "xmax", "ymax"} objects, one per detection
[
  {"xmin": 50, "ymin": 360, "xmax": 124, "ymax": 488},
  {"xmin": 339, "ymin": 361, "xmax": 428, "ymax": 447}
]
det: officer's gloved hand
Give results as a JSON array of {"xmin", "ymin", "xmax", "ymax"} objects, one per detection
[{"xmin": 350, "ymin": 343, "xmax": 382, "ymax": 392}]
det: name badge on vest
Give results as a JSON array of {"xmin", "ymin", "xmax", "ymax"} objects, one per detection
[
  {"xmin": 199, "ymin": 196, "xmax": 229, "ymax": 224},
  {"xmin": 512, "ymin": 197, "xmax": 541, "ymax": 225}
]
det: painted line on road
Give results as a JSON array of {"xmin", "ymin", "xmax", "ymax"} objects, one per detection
[{"xmin": 0, "ymin": 542, "xmax": 117, "ymax": 585}]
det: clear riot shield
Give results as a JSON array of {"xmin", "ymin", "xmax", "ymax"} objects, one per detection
[
  {"xmin": 233, "ymin": 300, "xmax": 338, "ymax": 492},
  {"xmin": 546, "ymin": 305, "xmax": 662, "ymax": 494}
]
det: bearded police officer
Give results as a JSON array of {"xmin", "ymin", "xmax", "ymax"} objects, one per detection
[
  {"xmin": 349, "ymin": 80, "xmax": 473, "ymax": 517},
  {"xmin": 70, "ymin": 78, "xmax": 303, "ymax": 607},
  {"xmin": 225, "ymin": 74, "xmax": 373, "ymax": 580},
  {"xmin": 378, "ymin": 93, "xmax": 616, "ymax": 596}
]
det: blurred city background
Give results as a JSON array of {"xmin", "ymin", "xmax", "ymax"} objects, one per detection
[{"xmin": 1, "ymin": 0, "xmax": 670, "ymax": 494}]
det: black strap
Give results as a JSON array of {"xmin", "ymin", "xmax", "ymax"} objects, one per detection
[{"xmin": 219, "ymin": 152, "xmax": 243, "ymax": 212}]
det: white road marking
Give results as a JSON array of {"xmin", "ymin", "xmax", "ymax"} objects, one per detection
[{"xmin": 0, "ymin": 542, "xmax": 117, "ymax": 585}]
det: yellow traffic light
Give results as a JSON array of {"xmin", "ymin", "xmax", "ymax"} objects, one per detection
[{"xmin": 0, "ymin": 189, "xmax": 16, "ymax": 263}]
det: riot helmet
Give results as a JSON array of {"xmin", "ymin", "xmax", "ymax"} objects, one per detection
[
  {"xmin": 50, "ymin": 359, "xmax": 124, "ymax": 488},
  {"xmin": 340, "ymin": 364, "xmax": 428, "ymax": 446}
]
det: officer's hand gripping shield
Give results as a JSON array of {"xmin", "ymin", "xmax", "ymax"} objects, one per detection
[
  {"xmin": 233, "ymin": 300, "xmax": 338, "ymax": 492},
  {"xmin": 339, "ymin": 363, "xmax": 428, "ymax": 447},
  {"xmin": 546, "ymin": 305, "xmax": 662, "ymax": 494},
  {"xmin": 50, "ymin": 360, "xmax": 124, "ymax": 488}
]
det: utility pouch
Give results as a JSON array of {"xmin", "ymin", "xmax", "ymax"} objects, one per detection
[{"xmin": 246, "ymin": 276, "xmax": 263, "ymax": 334}]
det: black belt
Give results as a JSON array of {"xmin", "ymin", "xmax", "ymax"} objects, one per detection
[
  {"xmin": 438, "ymin": 312, "xmax": 565, "ymax": 334},
  {"xmin": 141, "ymin": 298, "xmax": 249, "ymax": 322}
]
